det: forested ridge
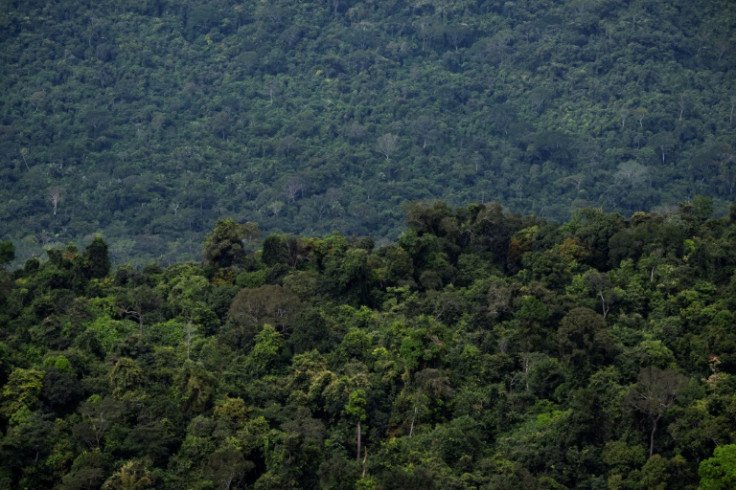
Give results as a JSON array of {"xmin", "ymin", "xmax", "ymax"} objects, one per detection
[
  {"xmin": 1, "ymin": 201, "xmax": 736, "ymax": 488},
  {"xmin": 1, "ymin": 0, "xmax": 736, "ymax": 264}
]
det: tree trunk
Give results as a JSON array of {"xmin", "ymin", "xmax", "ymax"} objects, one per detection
[
  {"xmin": 599, "ymin": 291, "xmax": 609, "ymax": 319},
  {"xmin": 649, "ymin": 415, "xmax": 661, "ymax": 457},
  {"xmin": 356, "ymin": 421, "xmax": 362, "ymax": 461}
]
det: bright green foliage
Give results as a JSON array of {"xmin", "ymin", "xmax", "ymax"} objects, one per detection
[
  {"xmin": 699, "ymin": 445, "xmax": 736, "ymax": 490},
  {"xmin": 109, "ymin": 357, "xmax": 144, "ymax": 397},
  {"xmin": 1, "ymin": 368, "xmax": 44, "ymax": 417},
  {"xmin": 85, "ymin": 315, "xmax": 138, "ymax": 352},
  {"xmin": 42, "ymin": 354, "xmax": 73, "ymax": 374},
  {"xmin": 345, "ymin": 389, "xmax": 368, "ymax": 422},
  {"xmin": 103, "ymin": 460, "xmax": 154, "ymax": 489},
  {"xmin": 246, "ymin": 324, "xmax": 285, "ymax": 377}
]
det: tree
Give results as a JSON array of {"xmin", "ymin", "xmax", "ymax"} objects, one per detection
[
  {"xmin": 19, "ymin": 147, "xmax": 30, "ymax": 170},
  {"xmin": 515, "ymin": 295, "xmax": 550, "ymax": 351},
  {"xmin": 116, "ymin": 285, "xmax": 161, "ymax": 337},
  {"xmin": 261, "ymin": 234, "xmax": 288, "ymax": 266},
  {"xmin": 207, "ymin": 446, "xmax": 250, "ymax": 490},
  {"xmin": 583, "ymin": 270, "xmax": 615, "ymax": 319},
  {"xmin": 1, "ymin": 368, "xmax": 44, "ymax": 418},
  {"xmin": 678, "ymin": 91, "xmax": 691, "ymax": 122},
  {"xmin": 639, "ymin": 454, "xmax": 670, "ymax": 490},
  {"xmin": 102, "ymin": 460, "xmax": 154, "ymax": 489},
  {"xmin": 626, "ymin": 367, "xmax": 688, "ymax": 457},
  {"xmin": 211, "ymin": 110, "xmax": 231, "ymax": 140},
  {"xmin": 649, "ymin": 132, "xmax": 677, "ymax": 164},
  {"xmin": 409, "ymin": 115, "xmax": 441, "ymax": 151},
  {"xmin": 264, "ymin": 76, "xmax": 281, "ymax": 105},
  {"xmin": 109, "ymin": 357, "xmax": 144, "ymax": 398},
  {"xmin": 228, "ymin": 285, "xmax": 302, "ymax": 331},
  {"xmin": 376, "ymin": 133, "xmax": 399, "ymax": 160},
  {"xmin": 74, "ymin": 396, "xmax": 125, "ymax": 450},
  {"xmin": 245, "ymin": 324, "xmax": 284, "ymax": 377},
  {"xmin": 48, "ymin": 186, "xmax": 64, "ymax": 216},
  {"xmin": 59, "ymin": 450, "xmax": 110, "ymax": 490},
  {"xmin": 634, "ymin": 107, "xmax": 648, "ymax": 129},
  {"xmin": 325, "ymin": 248, "xmax": 374, "ymax": 305},
  {"xmin": 345, "ymin": 389, "xmax": 368, "ymax": 461},
  {"xmin": 614, "ymin": 161, "xmax": 649, "ymax": 192},
  {"xmin": 175, "ymin": 360, "xmax": 216, "ymax": 414},
  {"xmin": 699, "ymin": 444, "xmax": 736, "ymax": 490},
  {"xmin": 283, "ymin": 175, "xmax": 306, "ymax": 202},
  {"xmin": 203, "ymin": 219, "xmax": 259, "ymax": 268},
  {"xmin": 572, "ymin": 208, "xmax": 626, "ymax": 270},
  {"xmin": 84, "ymin": 236, "xmax": 111, "ymax": 279},
  {"xmin": 0, "ymin": 240, "xmax": 15, "ymax": 267},
  {"xmin": 557, "ymin": 307, "xmax": 616, "ymax": 382},
  {"xmin": 1, "ymin": 405, "xmax": 58, "ymax": 486}
]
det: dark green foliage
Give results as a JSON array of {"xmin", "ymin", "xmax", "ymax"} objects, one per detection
[
  {"xmin": 557, "ymin": 307, "xmax": 617, "ymax": 382},
  {"xmin": 261, "ymin": 234, "xmax": 288, "ymax": 267},
  {"xmin": 83, "ymin": 236, "xmax": 110, "ymax": 279},
  {"xmin": 0, "ymin": 203, "xmax": 736, "ymax": 488},
  {"xmin": 1, "ymin": 0, "xmax": 735, "ymax": 267},
  {"xmin": 0, "ymin": 241, "xmax": 14, "ymax": 267},
  {"xmin": 40, "ymin": 367, "xmax": 83, "ymax": 414},
  {"xmin": 203, "ymin": 219, "xmax": 259, "ymax": 268}
]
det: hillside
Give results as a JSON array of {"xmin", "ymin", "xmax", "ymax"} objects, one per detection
[
  {"xmin": 1, "ymin": 0, "xmax": 735, "ymax": 264},
  {"xmin": 1, "ymin": 201, "xmax": 735, "ymax": 488}
]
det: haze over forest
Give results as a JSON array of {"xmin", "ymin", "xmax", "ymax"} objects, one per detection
[{"xmin": 1, "ymin": 0, "xmax": 735, "ymax": 264}]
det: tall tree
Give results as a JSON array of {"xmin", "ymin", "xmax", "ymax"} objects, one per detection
[
  {"xmin": 626, "ymin": 367, "xmax": 688, "ymax": 457},
  {"xmin": 345, "ymin": 389, "xmax": 368, "ymax": 461},
  {"xmin": 203, "ymin": 219, "xmax": 259, "ymax": 268},
  {"xmin": 84, "ymin": 236, "xmax": 111, "ymax": 279}
]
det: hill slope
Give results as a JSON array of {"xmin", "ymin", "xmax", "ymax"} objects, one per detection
[
  {"xmin": 1, "ymin": 203, "xmax": 735, "ymax": 488},
  {"xmin": 1, "ymin": 0, "xmax": 735, "ymax": 263}
]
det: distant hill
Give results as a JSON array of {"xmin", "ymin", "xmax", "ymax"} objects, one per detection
[{"xmin": 1, "ymin": 0, "xmax": 734, "ymax": 264}]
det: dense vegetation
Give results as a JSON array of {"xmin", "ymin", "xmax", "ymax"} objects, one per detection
[
  {"xmin": 2, "ymin": 0, "xmax": 735, "ymax": 264},
  {"xmin": 1, "ymin": 200, "xmax": 736, "ymax": 488}
]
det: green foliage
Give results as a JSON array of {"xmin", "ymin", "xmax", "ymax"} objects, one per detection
[
  {"xmin": 2, "ymin": 0, "xmax": 735, "ymax": 266},
  {"xmin": 203, "ymin": 219, "xmax": 259, "ymax": 268},
  {"xmin": 86, "ymin": 315, "xmax": 138, "ymax": 352},
  {"xmin": 1, "ymin": 368, "xmax": 44, "ymax": 417},
  {"xmin": 1, "ymin": 203, "xmax": 736, "ymax": 488},
  {"xmin": 0, "ymin": 241, "xmax": 15, "ymax": 267},
  {"xmin": 345, "ymin": 389, "xmax": 368, "ymax": 422},
  {"xmin": 245, "ymin": 324, "xmax": 285, "ymax": 377},
  {"xmin": 83, "ymin": 236, "xmax": 111, "ymax": 279},
  {"xmin": 261, "ymin": 235, "xmax": 288, "ymax": 267},
  {"xmin": 699, "ymin": 444, "xmax": 736, "ymax": 490},
  {"xmin": 557, "ymin": 307, "xmax": 616, "ymax": 382}
]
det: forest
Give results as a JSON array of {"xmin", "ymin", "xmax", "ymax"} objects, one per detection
[
  {"xmin": 1, "ymin": 200, "xmax": 735, "ymax": 488},
  {"xmin": 1, "ymin": 0, "xmax": 736, "ymax": 265}
]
